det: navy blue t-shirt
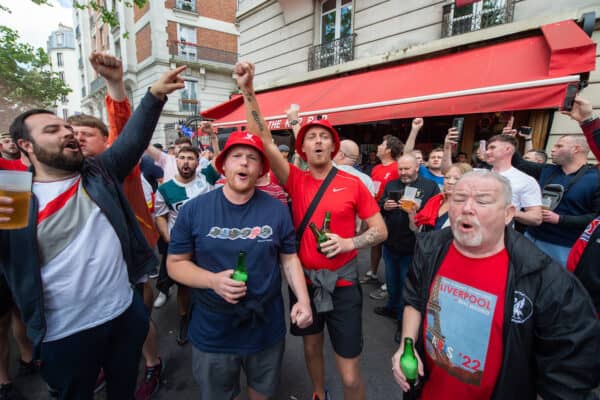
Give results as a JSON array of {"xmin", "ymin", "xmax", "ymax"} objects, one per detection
[
  {"xmin": 169, "ymin": 188, "xmax": 296, "ymax": 355},
  {"xmin": 528, "ymin": 165, "xmax": 600, "ymax": 246}
]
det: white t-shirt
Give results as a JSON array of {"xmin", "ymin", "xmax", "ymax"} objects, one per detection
[
  {"xmin": 499, "ymin": 167, "xmax": 542, "ymax": 209},
  {"xmin": 154, "ymin": 176, "xmax": 213, "ymax": 232},
  {"xmin": 336, "ymin": 164, "xmax": 377, "ymax": 197},
  {"xmin": 34, "ymin": 175, "xmax": 133, "ymax": 342}
]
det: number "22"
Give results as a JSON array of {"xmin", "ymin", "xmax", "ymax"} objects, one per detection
[{"xmin": 461, "ymin": 355, "xmax": 481, "ymax": 371}]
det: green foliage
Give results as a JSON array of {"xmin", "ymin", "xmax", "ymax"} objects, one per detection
[
  {"xmin": 73, "ymin": 0, "xmax": 148, "ymax": 29},
  {"xmin": 0, "ymin": 26, "xmax": 71, "ymax": 108}
]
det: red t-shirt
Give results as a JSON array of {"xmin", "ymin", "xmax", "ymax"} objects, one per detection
[
  {"xmin": 422, "ymin": 244, "xmax": 508, "ymax": 400},
  {"xmin": 285, "ymin": 164, "xmax": 379, "ymax": 273},
  {"xmin": 0, "ymin": 158, "xmax": 27, "ymax": 171},
  {"xmin": 371, "ymin": 161, "xmax": 398, "ymax": 200}
]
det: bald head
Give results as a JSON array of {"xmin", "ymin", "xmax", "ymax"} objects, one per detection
[
  {"xmin": 335, "ymin": 139, "xmax": 360, "ymax": 166},
  {"xmin": 397, "ymin": 153, "xmax": 419, "ymax": 183},
  {"xmin": 398, "ymin": 153, "xmax": 419, "ymax": 167}
]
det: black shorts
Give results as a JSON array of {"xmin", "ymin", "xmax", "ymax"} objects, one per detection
[
  {"xmin": 0, "ymin": 275, "xmax": 14, "ymax": 318},
  {"xmin": 289, "ymin": 283, "xmax": 363, "ymax": 358}
]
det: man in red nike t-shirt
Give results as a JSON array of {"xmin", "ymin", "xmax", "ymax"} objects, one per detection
[
  {"xmin": 234, "ymin": 61, "xmax": 388, "ymax": 400},
  {"xmin": 391, "ymin": 170, "xmax": 600, "ymax": 399}
]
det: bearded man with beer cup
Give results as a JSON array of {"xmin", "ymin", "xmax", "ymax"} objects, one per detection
[{"xmin": 0, "ymin": 66, "xmax": 185, "ymax": 399}]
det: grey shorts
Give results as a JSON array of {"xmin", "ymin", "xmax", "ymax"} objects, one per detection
[{"xmin": 191, "ymin": 339, "xmax": 285, "ymax": 400}]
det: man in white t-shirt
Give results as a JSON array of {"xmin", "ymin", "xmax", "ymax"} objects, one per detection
[
  {"xmin": 485, "ymin": 134, "xmax": 542, "ymax": 226},
  {"xmin": 0, "ymin": 67, "xmax": 186, "ymax": 399},
  {"xmin": 333, "ymin": 139, "xmax": 376, "ymax": 196},
  {"xmin": 154, "ymin": 147, "xmax": 213, "ymax": 345}
]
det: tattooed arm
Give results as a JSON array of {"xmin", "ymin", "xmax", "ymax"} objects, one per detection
[
  {"xmin": 320, "ymin": 212, "xmax": 387, "ymax": 258},
  {"xmin": 233, "ymin": 61, "xmax": 290, "ymax": 185}
]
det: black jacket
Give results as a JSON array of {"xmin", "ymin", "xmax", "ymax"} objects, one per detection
[
  {"xmin": 0, "ymin": 91, "xmax": 164, "ymax": 346},
  {"xmin": 404, "ymin": 227, "xmax": 600, "ymax": 400},
  {"xmin": 379, "ymin": 176, "xmax": 439, "ymax": 255}
]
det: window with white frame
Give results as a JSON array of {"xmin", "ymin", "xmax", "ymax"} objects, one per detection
[
  {"xmin": 180, "ymin": 80, "xmax": 198, "ymax": 112},
  {"xmin": 178, "ymin": 24, "xmax": 197, "ymax": 60},
  {"xmin": 320, "ymin": 0, "xmax": 352, "ymax": 44},
  {"xmin": 176, "ymin": 0, "xmax": 196, "ymax": 12},
  {"xmin": 450, "ymin": 0, "xmax": 508, "ymax": 35},
  {"xmin": 57, "ymin": 52, "xmax": 63, "ymax": 67},
  {"xmin": 56, "ymin": 32, "xmax": 64, "ymax": 46}
]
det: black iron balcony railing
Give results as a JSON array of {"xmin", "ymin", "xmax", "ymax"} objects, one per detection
[
  {"xmin": 442, "ymin": 1, "xmax": 514, "ymax": 37},
  {"xmin": 168, "ymin": 41, "xmax": 238, "ymax": 65},
  {"xmin": 90, "ymin": 76, "xmax": 105, "ymax": 94},
  {"xmin": 308, "ymin": 34, "xmax": 356, "ymax": 72}
]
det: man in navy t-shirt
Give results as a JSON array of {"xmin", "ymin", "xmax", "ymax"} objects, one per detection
[{"xmin": 167, "ymin": 131, "xmax": 312, "ymax": 400}]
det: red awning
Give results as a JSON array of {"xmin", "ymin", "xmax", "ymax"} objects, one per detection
[{"xmin": 203, "ymin": 20, "xmax": 596, "ymax": 130}]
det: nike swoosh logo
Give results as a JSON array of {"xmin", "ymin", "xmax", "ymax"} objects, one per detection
[{"xmin": 332, "ymin": 187, "xmax": 345, "ymax": 192}]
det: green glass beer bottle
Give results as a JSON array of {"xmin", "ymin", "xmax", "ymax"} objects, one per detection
[
  {"xmin": 231, "ymin": 251, "xmax": 248, "ymax": 283},
  {"xmin": 400, "ymin": 337, "xmax": 418, "ymax": 388},
  {"xmin": 321, "ymin": 211, "xmax": 331, "ymax": 233},
  {"xmin": 309, "ymin": 222, "xmax": 328, "ymax": 254}
]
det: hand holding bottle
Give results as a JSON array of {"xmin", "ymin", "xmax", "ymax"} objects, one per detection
[
  {"xmin": 319, "ymin": 233, "xmax": 354, "ymax": 258},
  {"xmin": 392, "ymin": 337, "xmax": 424, "ymax": 392},
  {"xmin": 211, "ymin": 270, "xmax": 247, "ymax": 304}
]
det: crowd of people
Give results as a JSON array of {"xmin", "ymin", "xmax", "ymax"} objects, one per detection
[{"xmin": 0, "ymin": 54, "xmax": 599, "ymax": 400}]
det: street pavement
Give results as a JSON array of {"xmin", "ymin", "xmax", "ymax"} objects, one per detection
[{"xmin": 9, "ymin": 249, "xmax": 403, "ymax": 399}]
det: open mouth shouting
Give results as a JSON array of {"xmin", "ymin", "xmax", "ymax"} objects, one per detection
[
  {"xmin": 456, "ymin": 217, "xmax": 479, "ymax": 233},
  {"xmin": 62, "ymin": 138, "xmax": 81, "ymax": 152}
]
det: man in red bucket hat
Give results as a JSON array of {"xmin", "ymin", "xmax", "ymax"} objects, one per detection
[
  {"xmin": 234, "ymin": 61, "xmax": 387, "ymax": 400},
  {"xmin": 167, "ymin": 130, "xmax": 312, "ymax": 400}
]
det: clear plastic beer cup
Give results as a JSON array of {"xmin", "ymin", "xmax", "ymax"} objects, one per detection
[
  {"xmin": 400, "ymin": 186, "xmax": 421, "ymax": 213},
  {"xmin": 0, "ymin": 170, "xmax": 32, "ymax": 230}
]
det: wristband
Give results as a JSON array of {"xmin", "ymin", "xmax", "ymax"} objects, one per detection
[{"xmin": 580, "ymin": 116, "xmax": 598, "ymax": 126}]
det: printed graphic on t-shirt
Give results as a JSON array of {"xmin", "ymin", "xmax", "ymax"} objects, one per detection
[
  {"xmin": 207, "ymin": 225, "xmax": 273, "ymax": 241},
  {"xmin": 425, "ymin": 276, "xmax": 498, "ymax": 386}
]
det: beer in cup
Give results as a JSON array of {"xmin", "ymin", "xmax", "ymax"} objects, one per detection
[
  {"xmin": 400, "ymin": 186, "xmax": 421, "ymax": 213},
  {"xmin": 541, "ymin": 196, "xmax": 553, "ymax": 211},
  {"xmin": 0, "ymin": 170, "xmax": 32, "ymax": 230}
]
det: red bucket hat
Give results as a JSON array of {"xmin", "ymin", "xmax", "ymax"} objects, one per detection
[
  {"xmin": 295, "ymin": 119, "xmax": 340, "ymax": 161},
  {"xmin": 215, "ymin": 131, "xmax": 270, "ymax": 177}
]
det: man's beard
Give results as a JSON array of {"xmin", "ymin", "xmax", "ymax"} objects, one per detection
[
  {"xmin": 33, "ymin": 141, "xmax": 83, "ymax": 172},
  {"xmin": 178, "ymin": 167, "xmax": 195, "ymax": 180},
  {"xmin": 452, "ymin": 216, "xmax": 483, "ymax": 247},
  {"xmin": 1, "ymin": 148, "xmax": 19, "ymax": 160}
]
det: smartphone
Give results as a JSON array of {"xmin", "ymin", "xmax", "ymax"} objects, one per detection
[
  {"xmin": 479, "ymin": 140, "xmax": 487, "ymax": 154},
  {"xmin": 519, "ymin": 126, "xmax": 532, "ymax": 136},
  {"xmin": 389, "ymin": 191, "xmax": 402, "ymax": 201},
  {"xmin": 452, "ymin": 117, "xmax": 465, "ymax": 142},
  {"xmin": 562, "ymin": 83, "xmax": 579, "ymax": 112}
]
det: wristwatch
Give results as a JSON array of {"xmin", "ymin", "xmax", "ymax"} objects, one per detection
[{"xmin": 289, "ymin": 119, "xmax": 299, "ymax": 126}]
